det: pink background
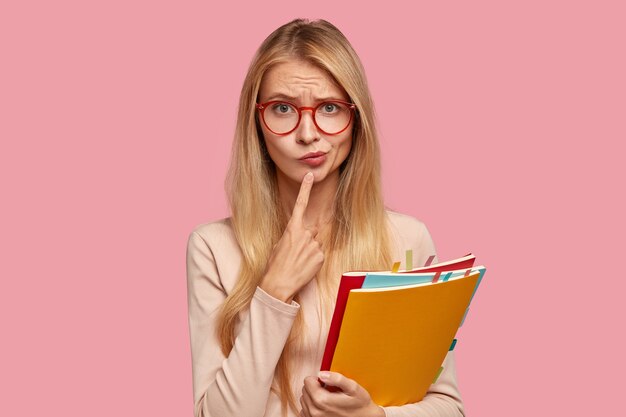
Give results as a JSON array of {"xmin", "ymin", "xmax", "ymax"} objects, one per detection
[{"xmin": 1, "ymin": 1, "xmax": 624, "ymax": 416}]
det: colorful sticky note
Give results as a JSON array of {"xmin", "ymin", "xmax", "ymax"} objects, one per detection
[
  {"xmin": 391, "ymin": 261, "xmax": 400, "ymax": 273},
  {"xmin": 449, "ymin": 339, "xmax": 457, "ymax": 351},
  {"xmin": 424, "ymin": 255, "xmax": 435, "ymax": 267},
  {"xmin": 405, "ymin": 249, "xmax": 413, "ymax": 270}
]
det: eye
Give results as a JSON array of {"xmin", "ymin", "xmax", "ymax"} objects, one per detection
[
  {"xmin": 322, "ymin": 103, "xmax": 338, "ymax": 113},
  {"xmin": 270, "ymin": 102, "xmax": 296, "ymax": 114}
]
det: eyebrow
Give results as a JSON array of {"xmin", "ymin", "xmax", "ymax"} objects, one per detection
[{"xmin": 264, "ymin": 93, "xmax": 347, "ymax": 102}]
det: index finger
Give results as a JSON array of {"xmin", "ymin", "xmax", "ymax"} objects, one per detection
[
  {"xmin": 290, "ymin": 172, "xmax": 314, "ymax": 223},
  {"xmin": 303, "ymin": 376, "xmax": 325, "ymax": 397}
]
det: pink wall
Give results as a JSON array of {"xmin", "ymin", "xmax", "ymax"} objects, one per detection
[{"xmin": 1, "ymin": 1, "xmax": 624, "ymax": 416}]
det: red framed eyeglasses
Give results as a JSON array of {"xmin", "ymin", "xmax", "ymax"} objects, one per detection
[{"xmin": 255, "ymin": 99, "xmax": 357, "ymax": 135}]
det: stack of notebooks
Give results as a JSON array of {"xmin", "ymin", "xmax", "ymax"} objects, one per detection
[{"xmin": 320, "ymin": 253, "xmax": 485, "ymax": 406}]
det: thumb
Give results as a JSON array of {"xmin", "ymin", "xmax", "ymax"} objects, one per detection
[{"xmin": 318, "ymin": 371, "xmax": 358, "ymax": 395}]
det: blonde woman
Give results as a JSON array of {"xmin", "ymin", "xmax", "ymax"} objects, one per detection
[{"xmin": 186, "ymin": 18, "xmax": 464, "ymax": 417}]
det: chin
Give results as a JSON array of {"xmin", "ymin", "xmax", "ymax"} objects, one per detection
[
  {"xmin": 306, "ymin": 164, "xmax": 334, "ymax": 182},
  {"xmin": 311, "ymin": 172, "xmax": 328, "ymax": 183},
  {"xmin": 297, "ymin": 170, "xmax": 328, "ymax": 183},
  {"xmin": 279, "ymin": 166, "xmax": 329, "ymax": 184}
]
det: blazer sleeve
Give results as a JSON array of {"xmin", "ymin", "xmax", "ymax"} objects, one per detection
[
  {"xmin": 381, "ymin": 222, "xmax": 465, "ymax": 417},
  {"xmin": 186, "ymin": 230, "xmax": 301, "ymax": 417}
]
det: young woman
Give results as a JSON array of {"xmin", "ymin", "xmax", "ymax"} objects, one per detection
[{"xmin": 186, "ymin": 18, "xmax": 464, "ymax": 417}]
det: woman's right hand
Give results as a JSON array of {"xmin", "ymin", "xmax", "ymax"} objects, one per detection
[{"xmin": 259, "ymin": 172, "xmax": 324, "ymax": 303}]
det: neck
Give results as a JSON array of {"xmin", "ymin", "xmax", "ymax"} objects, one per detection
[{"xmin": 277, "ymin": 170, "xmax": 339, "ymax": 229}]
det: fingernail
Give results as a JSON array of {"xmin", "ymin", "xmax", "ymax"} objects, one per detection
[
  {"xmin": 304, "ymin": 172, "xmax": 313, "ymax": 182},
  {"xmin": 318, "ymin": 371, "xmax": 330, "ymax": 381}
]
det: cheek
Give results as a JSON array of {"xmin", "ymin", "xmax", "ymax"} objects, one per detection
[
  {"xmin": 263, "ymin": 136, "xmax": 294, "ymax": 165},
  {"xmin": 336, "ymin": 132, "xmax": 353, "ymax": 163},
  {"xmin": 260, "ymin": 125, "xmax": 278, "ymax": 156}
]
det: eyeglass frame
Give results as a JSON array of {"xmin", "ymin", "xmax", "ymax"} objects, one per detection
[{"xmin": 255, "ymin": 99, "xmax": 357, "ymax": 136}]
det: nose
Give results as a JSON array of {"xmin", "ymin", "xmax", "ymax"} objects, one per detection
[{"xmin": 296, "ymin": 109, "xmax": 320, "ymax": 144}]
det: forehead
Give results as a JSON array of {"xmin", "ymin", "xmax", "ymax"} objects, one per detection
[{"xmin": 259, "ymin": 59, "xmax": 347, "ymax": 101}]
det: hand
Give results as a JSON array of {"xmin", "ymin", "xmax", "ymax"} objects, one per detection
[
  {"xmin": 259, "ymin": 172, "xmax": 324, "ymax": 303},
  {"xmin": 299, "ymin": 371, "xmax": 385, "ymax": 417}
]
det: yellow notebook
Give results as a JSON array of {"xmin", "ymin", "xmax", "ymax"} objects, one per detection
[{"xmin": 329, "ymin": 271, "xmax": 480, "ymax": 406}]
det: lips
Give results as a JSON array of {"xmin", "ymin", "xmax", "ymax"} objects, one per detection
[{"xmin": 299, "ymin": 151, "xmax": 327, "ymax": 167}]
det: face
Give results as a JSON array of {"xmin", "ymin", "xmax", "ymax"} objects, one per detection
[{"xmin": 257, "ymin": 59, "xmax": 354, "ymax": 185}]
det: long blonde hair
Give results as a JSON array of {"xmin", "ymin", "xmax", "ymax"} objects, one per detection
[{"xmin": 218, "ymin": 18, "xmax": 393, "ymax": 416}]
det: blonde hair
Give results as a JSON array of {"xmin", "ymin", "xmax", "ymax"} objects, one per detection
[{"xmin": 217, "ymin": 18, "xmax": 393, "ymax": 417}]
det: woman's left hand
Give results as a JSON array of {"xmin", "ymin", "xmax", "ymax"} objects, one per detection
[{"xmin": 299, "ymin": 371, "xmax": 384, "ymax": 417}]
